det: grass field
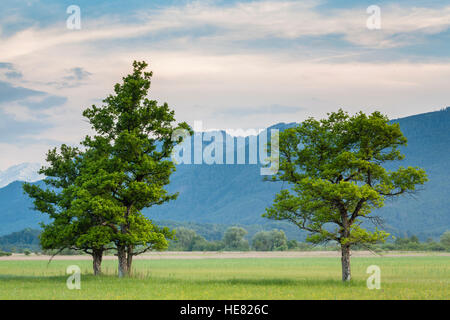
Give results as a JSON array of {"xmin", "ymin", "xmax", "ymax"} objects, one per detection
[{"xmin": 0, "ymin": 254, "xmax": 449, "ymax": 299}]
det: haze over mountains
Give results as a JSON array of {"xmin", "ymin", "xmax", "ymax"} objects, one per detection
[{"xmin": 0, "ymin": 108, "xmax": 449, "ymax": 240}]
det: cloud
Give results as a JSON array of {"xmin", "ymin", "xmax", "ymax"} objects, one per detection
[
  {"xmin": 0, "ymin": 0, "xmax": 449, "ymax": 169},
  {"xmin": 0, "ymin": 109, "xmax": 50, "ymax": 143},
  {"xmin": 63, "ymin": 67, "xmax": 92, "ymax": 81},
  {"xmin": 215, "ymin": 104, "xmax": 306, "ymax": 117},
  {"xmin": 5, "ymin": 71, "xmax": 23, "ymax": 79},
  {"xmin": 0, "ymin": 80, "xmax": 45, "ymax": 103},
  {"xmin": 19, "ymin": 95, "xmax": 67, "ymax": 110},
  {"xmin": 46, "ymin": 67, "xmax": 92, "ymax": 88},
  {"xmin": 0, "ymin": 62, "xmax": 23, "ymax": 79},
  {"xmin": 0, "ymin": 63, "xmax": 14, "ymax": 70},
  {"xmin": 0, "ymin": 1, "xmax": 449, "ymax": 60}
]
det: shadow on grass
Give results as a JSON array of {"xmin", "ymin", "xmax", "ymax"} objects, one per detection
[
  {"xmin": 121, "ymin": 274, "xmax": 366, "ymax": 287},
  {"xmin": 0, "ymin": 273, "xmax": 366, "ymax": 288},
  {"xmin": 0, "ymin": 274, "xmax": 68, "ymax": 283},
  {"xmin": 0, "ymin": 273, "xmax": 119, "ymax": 283},
  {"xmin": 188, "ymin": 278, "xmax": 365, "ymax": 288}
]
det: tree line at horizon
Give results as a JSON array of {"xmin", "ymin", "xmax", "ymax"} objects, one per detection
[
  {"xmin": 20, "ymin": 60, "xmax": 428, "ymax": 281},
  {"xmin": 2, "ymin": 227, "xmax": 449, "ymax": 256}
]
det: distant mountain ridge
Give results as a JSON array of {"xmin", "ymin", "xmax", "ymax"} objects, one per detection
[{"xmin": 0, "ymin": 108, "xmax": 449, "ymax": 239}]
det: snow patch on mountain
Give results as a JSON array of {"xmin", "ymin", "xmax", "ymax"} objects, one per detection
[{"xmin": 0, "ymin": 163, "xmax": 44, "ymax": 188}]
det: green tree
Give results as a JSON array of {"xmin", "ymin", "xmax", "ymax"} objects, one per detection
[
  {"xmin": 170, "ymin": 228, "xmax": 197, "ymax": 251},
  {"xmin": 169, "ymin": 228, "xmax": 209, "ymax": 251},
  {"xmin": 252, "ymin": 230, "xmax": 288, "ymax": 251},
  {"xmin": 440, "ymin": 231, "xmax": 450, "ymax": 250},
  {"xmin": 394, "ymin": 236, "xmax": 410, "ymax": 247},
  {"xmin": 252, "ymin": 231, "xmax": 272, "ymax": 251},
  {"xmin": 271, "ymin": 229, "xmax": 288, "ymax": 251},
  {"xmin": 0, "ymin": 251, "xmax": 12, "ymax": 257},
  {"xmin": 23, "ymin": 145, "xmax": 114, "ymax": 275},
  {"xmin": 264, "ymin": 110, "xmax": 427, "ymax": 281},
  {"xmin": 287, "ymin": 239, "xmax": 300, "ymax": 250},
  {"xmin": 223, "ymin": 227, "xmax": 250, "ymax": 251},
  {"xmin": 409, "ymin": 235, "xmax": 419, "ymax": 243},
  {"xmin": 81, "ymin": 61, "xmax": 190, "ymax": 277}
]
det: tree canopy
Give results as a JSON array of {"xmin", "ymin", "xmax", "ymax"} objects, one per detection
[
  {"xmin": 23, "ymin": 144, "xmax": 112, "ymax": 274},
  {"xmin": 80, "ymin": 61, "xmax": 191, "ymax": 276},
  {"xmin": 24, "ymin": 61, "xmax": 190, "ymax": 277},
  {"xmin": 264, "ymin": 109, "xmax": 428, "ymax": 281}
]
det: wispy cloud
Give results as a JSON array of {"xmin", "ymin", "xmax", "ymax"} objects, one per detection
[
  {"xmin": 0, "ymin": 62, "xmax": 23, "ymax": 79},
  {"xmin": 19, "ymin": 95, "xmax": 67, "ymax": 110},
  {"xmin": 0, "ymin": 80, "xmax": 44, "ymax": 103},
  {"xmin": 1, "ymin": 1, "xmax": 449, "ymax": 60},
  {"xmin": 0, "ymin": 0, "xmax": 449, "ymax": 169},
  {"xmin": 214, "ymin": 104, "xmax": 306, "ymax": 117},
  {"xmin": 64, "ymin": 67, "xmax": 92, "ymax": 81},
  {"xmin": 46, "ymin": 67, "xmax": 93, "ymax": 88}
]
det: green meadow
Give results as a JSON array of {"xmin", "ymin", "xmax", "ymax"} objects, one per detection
[{"xmin": 0, "ymin": 256, "xmax": 449, "ymax": 300}]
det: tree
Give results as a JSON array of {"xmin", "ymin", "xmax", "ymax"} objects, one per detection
[
  {"xmin": 264, "ymin": 110, "xmax": 427, "ymax": 281},
  {"xmin": 223, "ymin": 227, "xmax": 250, "ymax": 251},
  {"xmin": 252, "ymin": 230, "xmax": 288, "ymax": 251},
  {"xmin": 287, "ymin": 239, "xmax": 300, "ymax": 250},
  {"xmin": 23, "ymin": 145, "xmax": 114, "ymax": 275},
  {"xmin": 169, "ymin": 228, "xmax": 208, "ymax": 251},
  {"xmin": 440, "ymin": 231, "xmax": 450, "ymax": 250},
  {"xmin": 81, "ymin": 61, "xmax": 190, "ymax": 277},
  {"xmin": 252, "ymin": 231, "xmax": 272, "ymax": 251},
  {"xmin": 271, "ymin": 229, "xmax": 288, "ymax": 251},
  {"xmin": 170, "ymin": 227, "xmax": 198, "ymax": 251}
]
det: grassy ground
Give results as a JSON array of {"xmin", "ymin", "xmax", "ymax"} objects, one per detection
[{"xmin": 0, "ymin": 255, "xmax": 449, "ymax": 299}]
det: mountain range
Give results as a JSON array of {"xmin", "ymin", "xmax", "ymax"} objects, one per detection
[{"xmin": 0, "ymin": 108, "xmax": 449, "ymax": 240}]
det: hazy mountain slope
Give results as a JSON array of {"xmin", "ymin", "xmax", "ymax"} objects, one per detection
[
  {"xmin": 376, "ymin": 108, "xmax": 450, "ymax": 238},
  {"xmin": 147, "ymin": 108, "xmax": 450, "ymax": 239},
  {"xmin": 0, "ymin": 108, "xmax": 448, "ymax": 239},
  {"xmin": 0, "ymin": 181, "xmax": 48, "ymax": 235}
]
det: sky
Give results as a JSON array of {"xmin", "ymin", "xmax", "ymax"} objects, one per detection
[{"xmin": 0, "ymin": 0, "xmax": 449, "ymax": 169}]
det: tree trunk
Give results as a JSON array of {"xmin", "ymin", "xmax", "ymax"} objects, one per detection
[
  {"xmin": 341, "ymin": 244, "xmax": 351, "ymax": 281},
  {"xmin": 118, "ymin": 246, "xmax": 128, "ymax": 278},
  {"xmin": 92, "ymin": 249, "xmax": 103, "ymax": 276},
  {"xmin": 118, "ymin": 206, "xmax": 132, "ymax": 278},
  {"xmin": 126, "ymin": 245, "xmax": 133, "ymax": 275}
]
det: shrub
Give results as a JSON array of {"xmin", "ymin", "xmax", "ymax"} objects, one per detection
[{"xmin": 0, "ymin": 250, "xmax": 12, "ymax": 257}]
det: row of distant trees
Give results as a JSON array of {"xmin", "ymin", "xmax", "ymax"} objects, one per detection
[
  {"xmin": 169, "ymin": 227, "xmax": 289, "ymax": 251},
  {"xmin": 167, "ymin": 227, "xmax": 450, "ymax": 252},
  {"xmin": 2, "ymin": 228, "xmax": 450, "ymax": 256}
]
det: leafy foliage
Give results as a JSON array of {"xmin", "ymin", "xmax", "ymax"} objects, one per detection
[
  {"xmin": 252, "ymin": 229, "xmax": 288, "ymax": 251},
  {"xmin": 264, "ymin": 110, "xmax": 428, "ymax": 280},
  {"xmin": 223, "ymin": 227, "xmax": 250, "ymax": 251},
  {"xmin": 22, "ymin": 145, "xmax": 114, "ymax": 256},
  {"xmin": 80, "ymin": 61, "xmax": 190, "ymax": 276},
  {"xmin": 440, "ymin": 231, "xmax": 450, "ymax": 250}
]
